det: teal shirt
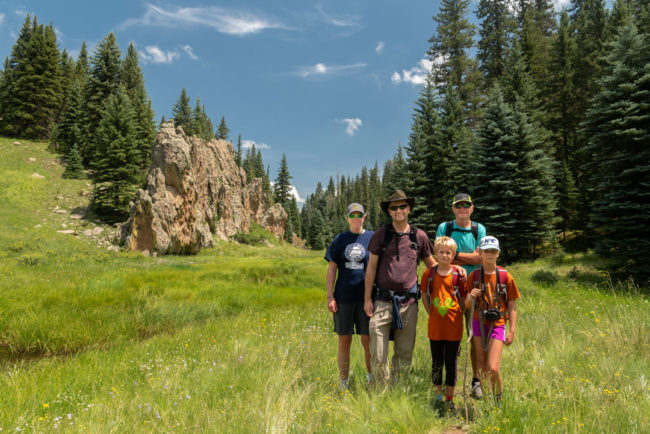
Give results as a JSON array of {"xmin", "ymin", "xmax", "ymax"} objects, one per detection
[{"xmin": 435, "ymin": 221, "xmax": 487, "ymax": 275}]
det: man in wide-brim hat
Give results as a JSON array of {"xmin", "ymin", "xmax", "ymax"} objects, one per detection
[
  {"xmin": 363, "ymin": 190, "xmax": 437, "ymax": 385},
  {"xmin": 379, "ymin": 190, "xmax": 416, "ymax": 214}
]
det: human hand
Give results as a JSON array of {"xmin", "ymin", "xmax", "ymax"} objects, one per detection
[
  {"xmin": 364, "ymin": 299, "xmax": 374, "ymax": 317},
  {"xmin": 470, "ymin": 288, "xmax": 481, "ymax": 299},
  {"xmin": 327, "ymin": 298, "xmax": 337, "ymax": 313},
  {"xmin": 505, "ymin": 331, "xmax": 515, "ymax": 346},
  {"xmin": 453, "ymin": 264, "xmax": 467, "ymax": 279}
]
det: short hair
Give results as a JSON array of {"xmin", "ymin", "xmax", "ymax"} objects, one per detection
[{"xmin": 434, "ymin": 236, "xmax": 457, "ymax": 254}]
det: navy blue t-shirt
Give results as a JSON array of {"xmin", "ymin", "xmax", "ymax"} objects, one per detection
[{"xmin": 324, "ymin": 230, "xmax": 374, "ymax": 303}]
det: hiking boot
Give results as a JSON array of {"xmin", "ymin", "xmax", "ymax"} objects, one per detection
[
  {"xmin": 446, "ymin": 400, "xmax": 456, "ymax": 415},
  {"xmin": 471, "ymin": 380, "xmax": 483, "ymax": 399}
]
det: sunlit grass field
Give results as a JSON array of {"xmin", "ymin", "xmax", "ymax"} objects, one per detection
[{"xmin": 1, "ymin": 137, "xmax": 648, "ymax": 432}]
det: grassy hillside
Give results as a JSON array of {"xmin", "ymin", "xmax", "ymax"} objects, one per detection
[{"xmin": 0, "ymin": 137, "xmax": 648, "ymax": 432}]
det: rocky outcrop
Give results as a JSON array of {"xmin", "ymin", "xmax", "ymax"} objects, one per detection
[{"xmin": 119, "ymin": 121, "xmax": 287, "ymax": 254}]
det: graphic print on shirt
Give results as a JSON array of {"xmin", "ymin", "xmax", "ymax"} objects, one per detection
[
  {"xmin": 344, "ymin": 243, "xmax": 367, "ymax": 270},
  {"xmin": 432, "ymin": 297, "xmax": 455, "ymax": 317}
]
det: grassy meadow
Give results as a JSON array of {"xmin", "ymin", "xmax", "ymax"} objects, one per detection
[{"xmin": 0, "ymin": 137, "xmax": 648, "ymax": 433}]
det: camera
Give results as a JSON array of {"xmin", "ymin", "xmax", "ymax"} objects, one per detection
[{"xmin": 483, "ymin": 308, "xmax": 501, "ymax": 322}]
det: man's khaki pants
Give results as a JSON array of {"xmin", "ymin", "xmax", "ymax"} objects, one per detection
[{"xmin": 369, "ymin": 300, "xmax": 418, "ymax": 384}]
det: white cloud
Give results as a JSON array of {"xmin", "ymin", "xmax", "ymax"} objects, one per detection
[
  {"xmin": 180, "ymin": 44, "xmax": 198, "ymax": 60},
  {"xmin": 242, "ymin": 140, "xmax": 270, "ymax": 150},
  {"xmin": 138, "ymin": 46, "xmax": 180, "ymax": 64},
  {"xmin": 0, "ymin": 13, "xmax": 5, "ymax": 26},
  {"xmin": 14, "ymin": 10, "xmax": 25, "ymax": 16},
  {"xmin": 391, "ymin": 58, "xmax": 434, "ymax": 86},
  {"xmin": 315, "ymin": 5, "xmax": 360, "ymax": 27},
  {"xmin": 290, "ymin": 185, "xmax": 305, "ymax": 204},
  {"xmin": 121, "ymin": 3, "xmax": 290, "ymax": 36},
  {"xmin": 339, "ymin": 118, "xmax": 362, "ymax": 136},
  {"xmin": 552, "ymin": 0, "xmax": 570, "ymax": 9},
  {"xmin": 54, "ymin": 27, "xmax": 64, "ymax": 42},
  {"xmin": 375, "ymin": 41, "xmax": 384, "ymax": 54},
  {"xmin": 295, "ymin": 62, "xmax": 366, "ymax": 78}
]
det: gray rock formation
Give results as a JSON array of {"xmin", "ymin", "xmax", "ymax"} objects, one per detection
[{"xmin": 119, "ymin": 121, "xmax": 287, "ymax": 254}]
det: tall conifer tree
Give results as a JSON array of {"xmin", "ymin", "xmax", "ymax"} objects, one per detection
[
  {"xmin": 172, "ymin": 88, "xmax": 194, "ymax": 136},
  {"xmin": 90, "ymin": 88, "xmax": 140, "ymax": 222},
  {"xmin": 82, "ymin": 32, "xmax": 122, "ymax": 164},
  {"xmin": 581, "ymin": 23, "xmax": 650, "ymax": 279}
]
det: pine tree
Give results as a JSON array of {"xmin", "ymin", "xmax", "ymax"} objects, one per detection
[
  {"xmin": 235, "ymin": 134, "xmax": 242, "ymax": 167},
  {"xmin": 0, "ymin": 16, "xmax": 63, "ymax": 138},
  {"xmin": 55, "ymin": 80, "xmax": 83, "ymax": 156},
  {"xmin": 193, "ymin": 97, "xmax": 213, "ymax": 141},
  {"xmin": 472, "ymin": 86, "xmax": 557, "ymax": 261},
  {"xmin": 121, "ymin": 43, "xmax": 155, "ymax": 170},
  {"xmin": 477, "ymin": 0, "xmax": 514, "ymax": 90},
  {"xmin": 581, "ymin": 22, "xmax": 650, "ymax": 280},
  {"xmin": 62, "ymin": 141, "xmax": 85, "ymax": 179},
  {"xmin": 172, "ymin": 88, "xmax": 195, "ymax": 136},
  {"xmin": 74, "ymin": 41, "xmax": 90, "ymax": 86},
  {"xmin": 81, "ymin": 32, "xmax": 122, "ymax": 164},
  {"xmin": 274, "ymin": 154, "xmax": 293, "ymax": 206},
  {"xmin": 216, "ymin": 116, "xmax": 230, "ymax": 141},
  {"xmin": 428, "ymin": 0, "xmax": 482, "ymax": 125},
  {"xmin": 307, "ymin": 208, "xmax": 325, "ymax": 250},
  {"xmin": 90, "ymin": 88, "xmax": 141, "ymax": 222}
]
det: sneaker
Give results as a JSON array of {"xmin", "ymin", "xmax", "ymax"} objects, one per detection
[
  {"xmin": 340, "ymin": 379, "xmax": 349, "ymax": 390},
  {"xmin": 471, "ymin": 380, "xmax": 483, "ymax": 399}
]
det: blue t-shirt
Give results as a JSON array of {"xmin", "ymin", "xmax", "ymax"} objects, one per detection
[
  {"xmin": 435, "ymin": 221, "xmax": 487, "ymax": 275},
  {"xmin": 324, "ymin": 230, "xmax": 374, "ymax": 303}
]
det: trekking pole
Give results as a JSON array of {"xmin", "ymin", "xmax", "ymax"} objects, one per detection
[{"xmin": 463, "ymin": 304, "xmax": 474, "ymax": 425}]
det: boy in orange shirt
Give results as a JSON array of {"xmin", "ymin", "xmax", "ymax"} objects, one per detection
[
  {"xmin": 465, "ymin": 236, "xmax": 520, "ymax": 407},
  {"xmin": 421, "ymin": 236, "xmax": 466, "ymax": 413}
]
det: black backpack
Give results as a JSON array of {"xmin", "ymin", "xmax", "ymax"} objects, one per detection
[
  {"xmin": 380, "ymin": 224, "xmax": 419, "ymax": 262},
  {"xmin": 444, "ymin": 221, "xmax": 479, "ymax": 241}
]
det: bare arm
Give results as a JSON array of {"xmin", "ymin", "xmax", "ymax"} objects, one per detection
[
  {"xmin": 454, "ymin": 248, "xmax": 482, "ymax": 266},
  {"xmin": 505, "ymin": 300, "xmax": 517, "ymax": 346},
  {"xmin": 364, "ymin": 253, "xmax": 379, "ymax": 317},
  {"xmin": 423, "ymin": 254, "xmax": 437, "ymax": 268},
  {"xmin": 326, "ymin": 261, "xmax": 338, "ymax": 313}
]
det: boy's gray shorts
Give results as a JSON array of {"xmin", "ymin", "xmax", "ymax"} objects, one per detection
[{"xmin": 333, "ymin": 301, "xmax": 370, "ymax": 336}]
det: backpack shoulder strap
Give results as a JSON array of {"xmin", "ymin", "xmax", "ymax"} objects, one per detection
[
  {"xmin": 427, "ymin": 265, "xmax": 438, "ymax": 297},
  {"xmin": 408, "ymin": 225, "xmax": 419, "ymax": 250},
  {"xmin": 471, "ymin": 222, "xmax": 479, "ymax": 241},
  {"xmin": 380, "ymin": 224, "xmax": 394, "ymax": 254},
  {"xmin": 444, "ymin": 221, "xmax": 453, "ymax": 237},
  {"xmin": 496, "ymin": 266, "xmax": 509, "ymax": 303}
]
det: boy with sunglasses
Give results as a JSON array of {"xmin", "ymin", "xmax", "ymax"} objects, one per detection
[
  {"xmin": 436, "ymin": 193, "xmax": 486, "ymax": 398},
  {"xmin": 325, "ymin": 203, "xmax": 374, "ymax": 390}
]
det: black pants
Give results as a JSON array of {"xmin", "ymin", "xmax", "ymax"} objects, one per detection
[{"xmin": 429, "ymin": 340, "xmax": 461, "ymax": 387}]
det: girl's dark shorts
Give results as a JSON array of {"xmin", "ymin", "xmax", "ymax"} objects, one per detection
[{"xmin": 333, "ymin": 301, "xmax": 370, "ymax": 335}]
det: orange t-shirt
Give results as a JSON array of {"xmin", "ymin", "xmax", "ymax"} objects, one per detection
[
  {"xmin": 420, "ymin": 267, "xmax": 466, "ymax": 341},
  {"xmin": 466, "ymin": 268, "xmax": 520, "ymax": 327}
]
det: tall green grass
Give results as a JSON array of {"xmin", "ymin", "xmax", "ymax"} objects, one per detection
[{"xmin": 1, "ymin": 138, "xmax": 648, "ymax": 432}]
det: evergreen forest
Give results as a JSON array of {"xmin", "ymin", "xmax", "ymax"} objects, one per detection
[
  {"xmin": 299, "ymin": 0, "xmax": 650, "ymax": 283},
  {"xmin": 1, "ymin": 0, "xmax": 649, "ymax": 283}
]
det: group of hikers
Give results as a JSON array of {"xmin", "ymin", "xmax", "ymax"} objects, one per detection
[{"xmin": 325, "ymin": 190, "xmax": 520, "ymax": 413}]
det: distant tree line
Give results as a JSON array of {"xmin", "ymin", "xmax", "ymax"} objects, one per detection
[{"xmin": 302, "ymin": 0, "xmax": 650, "ymax": 282}]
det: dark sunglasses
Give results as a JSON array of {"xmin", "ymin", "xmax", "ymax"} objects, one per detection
[
  {"xmin": 389, "ymin": 204, "xmax": 408, "ymax": 211},
  {"xmin": 454, "ymin": 202, "xmax": 472, "ymax": 208},
  {"xmin": 348, "ymin": 213, "xmax": 364, "ymax": 219}
]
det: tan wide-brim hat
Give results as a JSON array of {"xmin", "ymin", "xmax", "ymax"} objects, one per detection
[{"xmin": 380, "ymin": 189, "xmax": 416, "ymax": 214}]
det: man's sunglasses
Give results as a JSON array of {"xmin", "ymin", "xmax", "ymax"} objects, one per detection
[
  {"xmin": 389, "ymin": 204, "xmax": 408, "ymax": 211},
  {"xmin": 454, "ymin": 202, "xmax": 472, "ymax": 208},
  {"xmin": 348, "ymin": 213, "xmax": 364, "ymax": 219}
]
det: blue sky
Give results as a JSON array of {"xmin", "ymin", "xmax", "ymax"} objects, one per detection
[{"xmin": 0, "ymin": 0, "xmax": 568, "ymax": 202}]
